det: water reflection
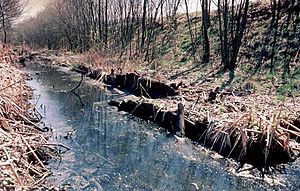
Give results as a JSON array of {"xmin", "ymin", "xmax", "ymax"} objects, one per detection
[{"xmin": 25, "ymin": 64, "xmax": 299, "ymax": 191}]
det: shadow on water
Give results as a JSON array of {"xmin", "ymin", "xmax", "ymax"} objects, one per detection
[{"xmin": 25, "ymin": 63, "xmax": 300, "ymax": 191}]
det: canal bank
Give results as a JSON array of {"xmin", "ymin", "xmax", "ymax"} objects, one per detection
[
  {"xmin": 33, "ymin": 54, "xmax": 300, "ymax": 170},
  {"xmin": 25, "ymin": 62, "xmax": 300, "ymax": 190}
]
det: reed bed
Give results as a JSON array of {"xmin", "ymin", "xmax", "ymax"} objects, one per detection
[{"xmin": 0, "ymin": 45, "xmax": 63, "ymax": 190}]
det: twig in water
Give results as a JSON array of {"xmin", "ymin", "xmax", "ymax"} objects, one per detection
[
  {"xmin": 69, "ymin": 73, "xmax": 84, "ymax": 93},
  {"xmin": 72, "ymin": 91, "xmax": 85, "ymax": 108},
  {"xmin": 140, "ymin": 83, "xmax": 152, "ymax": 99}
]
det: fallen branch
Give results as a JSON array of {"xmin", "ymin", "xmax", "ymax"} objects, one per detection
[{"xmin": 69, "ymin": 73, "xmax": 84, "ymax": 93}]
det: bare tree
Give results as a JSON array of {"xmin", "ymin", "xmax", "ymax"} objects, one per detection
[
  {"xmin": 269, "ymin": 0, "xmax": 281, "ymax": 74},
  {"xmin": 217, "ymin": 0, "xmax": 250, "ymax": 82},
  {"xmin": 184, "ymin": 0, "xmax": 195, "ymax": 58},
  {"xmin": 0, "ymin": 0, "xmax": 23, "ymax": 43},
  {"xmin": 201, "ymin": 0, "xmax": 210, "ymax": 64}
]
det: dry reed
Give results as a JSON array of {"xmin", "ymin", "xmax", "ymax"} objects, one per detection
[
  {"xmin": 148, "ymin": 88, "xmax": 300, "ymax": 168},
  {"xmin": 0, "ymin": 44, "xmax": 65, "ymax": 190}
]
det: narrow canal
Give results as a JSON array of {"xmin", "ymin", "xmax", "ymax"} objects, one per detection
[{"xmin": 25, "ymin": 63, "xmax": 300, "ymax": 191}]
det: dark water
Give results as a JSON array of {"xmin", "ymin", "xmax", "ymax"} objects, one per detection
[{"xmin": 26, "ymin": 63, "xmax": 300, "ymax": 191}]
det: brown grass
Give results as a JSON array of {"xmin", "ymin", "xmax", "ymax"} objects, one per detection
[
  {"xmin": 0, "ymin": 44, "xmax": 67, "ymax": 190},
  {"xmin": 149, "ymin": 88, "xmax": 300, "ymax": 167}
]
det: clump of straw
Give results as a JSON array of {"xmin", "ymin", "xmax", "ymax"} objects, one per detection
[{"xmin": 0, "ymin": 44, "xmax": 66, "ymax": 190}]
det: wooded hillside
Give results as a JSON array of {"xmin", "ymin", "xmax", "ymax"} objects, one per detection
[{"xmin": 12, "ymin": 0, "xmax": 300, "ymax": 93}]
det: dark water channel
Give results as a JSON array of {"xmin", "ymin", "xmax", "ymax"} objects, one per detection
[{"xmin": 25, "ymin": 64, "xmax": 299, "ymax": 191}]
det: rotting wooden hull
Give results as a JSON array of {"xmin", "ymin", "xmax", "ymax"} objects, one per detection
[
  {"xmin": 71, "ymin": 63, "xmax": 299, "ymax": 171},
  {"xmin": 109, "ymin": 98, "xmax": 297, "ymax": 170},
  {"xmin": 73, "ymin": 64, "xmax": 178, "ymax": 99},
  {"xmin": 35, "ymin": 58, "xmax": 299, "ymax": 170}
]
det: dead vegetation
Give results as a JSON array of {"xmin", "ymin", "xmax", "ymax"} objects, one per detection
[
  {"xmin": 110, "ymin": 88, "xmax": 300, "ymax": 171},
  {"xmin": 0, "ymin": 44, "xmax": 67, "ymax": 190},
  {"xmin": 25, "ymin": 0, "xmax": 300, "ymax": 171},
  {"xmin": 32, "ymin": 49, "xmax": 300, "ymax": 170},
  {"xmin": 141, "ymin": 86, "xmax": 300, "ymax": 168}
]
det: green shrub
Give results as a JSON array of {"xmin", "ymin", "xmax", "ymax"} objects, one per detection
[{"xmin": 276, "ymin": 81, "xmax": 299, "ymax": 96}]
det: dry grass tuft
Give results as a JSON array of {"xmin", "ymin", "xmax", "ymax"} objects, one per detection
[{"xmin": 150, "ymin": 88, "xmax": 300, "ymax": 168}]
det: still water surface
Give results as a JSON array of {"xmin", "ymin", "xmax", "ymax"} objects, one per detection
[{"xmin": 26, "ymin": 64, "xmax": 299, "ymax": 191}]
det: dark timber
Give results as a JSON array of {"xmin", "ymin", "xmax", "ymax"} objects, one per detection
[
  {"xmin": 109, "ymin": 99, "xmax": 298, "ymax": 170},
  {"xmin": 73, "ymin": 64, "xmax": 178, "ymax": 99},
  {"xmin": 175, "ymin": 103, "xmax": 185, "ymax": 136}
]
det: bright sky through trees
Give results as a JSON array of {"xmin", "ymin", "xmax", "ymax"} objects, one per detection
[
  {"xmin": 21, "ymin": 0, "xmax": 203, "ymax": 18},
  {"xmin": 21, "ymin": 0, "xmax": 47, "ymax": 18}
]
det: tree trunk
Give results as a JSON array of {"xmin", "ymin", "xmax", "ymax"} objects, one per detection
[
  {"xmin": 104, "ymin": 0, "xmax": 108, "ymax": 46},
  {"xmin": 270, "ymin": 0, "xmax": 281, "ymax": 74},
  {"xmin": 202, "ymin": 0, "xmax": 210, "ymax": 64},
  {"xmin": 141, "ymin": 0, "xmax": 148, "ymax": 50},
  {"xmin": 184, "ymin": 0, "xmax": 195, "ymax": 58},
  {"xmin": 0, "ymin": 3, "xmax": 7, "ymax": 43}
]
